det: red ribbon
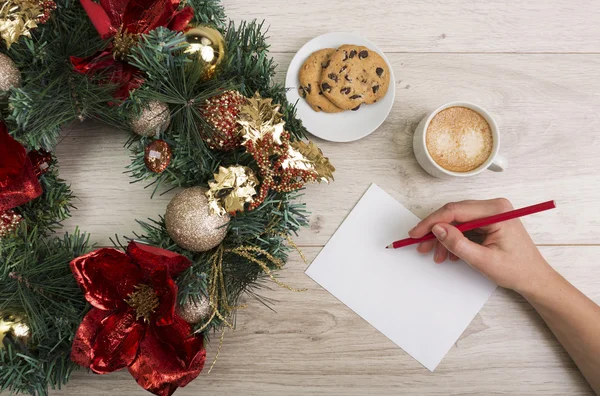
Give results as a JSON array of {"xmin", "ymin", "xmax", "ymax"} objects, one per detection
[
  {"xmin": 0, "ymin": 121, "xmax": 43, "ymax": 211},
  {"xmin": 70, "ymin": 0, "xmax": 194, "ymax": 100},
  {"xmin": 70, "ymin": 242, "xmax": 206, "ymax": 396}
]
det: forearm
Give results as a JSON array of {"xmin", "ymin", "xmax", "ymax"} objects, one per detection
[{"xmin": 521, "ymin": 267, "xmax": 600, "ymax": 394}]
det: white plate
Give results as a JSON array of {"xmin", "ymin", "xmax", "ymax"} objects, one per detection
[{"xmin": 285, "ymin": 32, "xmax": 396, "ymax": 143}]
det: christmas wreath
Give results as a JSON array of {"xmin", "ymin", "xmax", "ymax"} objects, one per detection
[{"xmin": 0, "ymin": 1, "xmax": 334, "ymax": 395}]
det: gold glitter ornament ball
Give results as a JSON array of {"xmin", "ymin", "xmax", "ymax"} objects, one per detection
[
  {"xmin": 165, "ymin": 187, "xmax": 230, "ymax": 252},
  {"xmin": 176, "ymin": 295, "xmax": 211, "ymax": 324},
  {"xmin": 0, "ymin": 53, "xmax": 21, "ymax": 92},
  {"xmin": 130, "ymin": 100, "xmax": 171, "ymax": 136}
]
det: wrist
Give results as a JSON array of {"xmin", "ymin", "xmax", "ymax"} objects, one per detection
[{"xmin": 514, "ymin": 260, "xmax": 559, "ymax": 302}]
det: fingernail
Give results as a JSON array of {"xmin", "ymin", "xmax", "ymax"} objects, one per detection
[{"xmin": 432, "ymin": 225, "xmax": 447, "ymax": 240}]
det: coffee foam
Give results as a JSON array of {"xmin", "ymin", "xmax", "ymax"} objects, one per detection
[{"xmin": 425, "ymin": 107, "xmax": 493, "ymax": 173}]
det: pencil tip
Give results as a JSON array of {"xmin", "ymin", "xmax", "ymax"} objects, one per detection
[{"xmin": 385, "ymin": 244, "xmax": 391, "ymax": 249}]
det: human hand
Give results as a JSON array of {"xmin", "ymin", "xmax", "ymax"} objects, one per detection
[{"xmin": 409, "ymin": 198, "xmax": 554, "ymax": 295}]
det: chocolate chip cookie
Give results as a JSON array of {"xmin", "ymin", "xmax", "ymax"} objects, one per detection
[
  {"xmin": 298, "ymin": 49, "xmax": 343, "ymax": 113},
  {"xmin": 320, "ymin": 45, "xmax": 390, "ymax": 111}
]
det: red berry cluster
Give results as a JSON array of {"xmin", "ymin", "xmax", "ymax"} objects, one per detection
[
  {"xmin": 0, "ymin": 210, "xmax": 22, "ymax": 239},
  {"xmin": 38, "ymin": 0, "xmax": 57, "ymax": 24},
  {"xmin": 246, "ymin": 130, "xmax": 318, "ymax": 211},
  {"xmin": 199, "ymin": 90, "xmax": 246, "ymax": 151}
]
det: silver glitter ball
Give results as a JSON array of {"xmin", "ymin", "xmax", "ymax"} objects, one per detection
[
  {"xmin": 165, "ymin": 187, "xmax": 230, "ymax": 252},
  {"xmin": 130, "ymin": 100, "xmax": 171, "ymax": 136},
  {"xmin": 176, "ymin": 295, "xmax": 212, "ymax": 324},
  {"xmin": 0, "ymin": 53, "xmax": 21, "ymax": 92}
]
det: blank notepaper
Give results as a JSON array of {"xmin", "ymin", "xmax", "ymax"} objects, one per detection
[{"xmin": 305, "ymin": 184, "xmax": 497, "ymax": 371}]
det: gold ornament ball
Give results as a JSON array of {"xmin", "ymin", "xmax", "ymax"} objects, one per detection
[
  {"xmin": 176, "ymin": 296, "xmax": 212, "ymax": 324},
  {"xmin": 0, "ymin": 53, "xmax": 21, "ymax": 92},
  {"xmin": 131, "ymin": 101, "xmax": 171, "ymax": 136},
  {"xmin": 184, "ymin": 26, "xmax": 226, "ymax": 80},
  {"xmin": 165, "ymin": 187, "xmax": 230, "ymax": 252}
]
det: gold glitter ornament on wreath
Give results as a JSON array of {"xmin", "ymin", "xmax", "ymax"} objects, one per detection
[
  {"xmin": 130, "ymin": 100, "xmax": 171, "ymax": 136},
  {"xmin": 0, "ymin": 209, "xmax": 22, "ymax": 239},
  {"xmin": 184, "ymin": 26, "xmax": 226, "ymax": 81},
  {"xmin": 176, "ymin": 295, "xmax": 211, "ymax": 324},
  {"xmin": 0, "ymin": 53, "xmax": 21, "ymax": 92},
  {"xmin": 199, "ymin": 90, "xmax": 246, "ymax": 150},
  {"xmin": 165, "ymin": 186, "xmax": 230, "ymax": 252}
]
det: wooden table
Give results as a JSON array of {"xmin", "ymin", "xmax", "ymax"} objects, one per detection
[{"xmin": 49, "ymin": 1, "xmax": 600, "ymax": 394}]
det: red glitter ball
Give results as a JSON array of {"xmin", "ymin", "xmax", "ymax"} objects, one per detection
[{"xmin": 199, "ymin": 90, "xmax": 246, "ymax": 151}]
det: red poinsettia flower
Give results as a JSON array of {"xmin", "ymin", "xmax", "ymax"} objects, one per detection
[
  {"xmin": 0, "ymin": 121, "xmax": 42, "ymax": 211},
  {"xmin": 70, "ymin": 0, "xmax": 194, "ymax": 100},
  {"xmin": 70, "ymin": 241, "xmax": 206, "ymax": 396}
]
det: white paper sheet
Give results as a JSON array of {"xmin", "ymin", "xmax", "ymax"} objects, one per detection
[{"xmin": 305, "ymin": 184, "xmax": 497, "ymax": 371}]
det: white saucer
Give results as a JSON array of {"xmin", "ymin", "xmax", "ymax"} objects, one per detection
[{"xmin": 285, "ymin": 32, "xmax": 396, "ymax": 143}]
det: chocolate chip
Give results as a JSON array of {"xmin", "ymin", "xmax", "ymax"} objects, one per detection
[
  {"xmin": 340, "ymin": 87, "xmax": 351, "ymax": 95},
  {"xmin": 318, "ymin": 91, "xmax": 323, "ymax": 95},
  {"xmin": 317, "ymin": 106, "xmax": 322, "ymax": 111},
  {"xmin": 321, "ymin": 82, "xmax": 331, "ymax": 92},
  {"xmin": 322, "ymin": 60, "xmax": 330, "ymax": 68},
  {"xmin": 376, "ymin": 67, "xmax": 384, "ymax": 77},
  {"xmin": 344, "ymin": 75, "xmax": 353, "ymax": 83},
  {"xmin": 351, "ymin": 104, "xmax": 361, "ymax": 111},
  {"xmin": 298, "ymin": 87, "xmax": 306, "ymax": 98},
  {"xmin": 339, "ymin": 65, "xmax": 347, "ymax": 73},
  {"xmin": 327, "ymin": 73, "xmax": 338, "ymax": 82},
  {"xmin": 349, "ymin": 50, "xmax": 357, "ymax": 59},
  {"xmin": 372, "ymin": 85, "xmax": 379, "ymax": 94},
  {"xmin": 361, "ymin": 78, "xmax": 367, "ymax": 84},
  {"xmin": 358, "ymin": 50, "xmax": 369, "ymax": 59},
  {"xmin": 306, "ymin": 83, "xmax": 312, "ymax": 94},
  {"xmin": 349, "ymin": 94, "xmax": 362, "ymax": 100},
  {"xmin": 342, "ymin": 50, "xmax": 348, "ymax": 61}
]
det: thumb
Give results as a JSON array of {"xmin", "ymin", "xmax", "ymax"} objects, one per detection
[{"xmin": 431, "ymin": 223, "xmax": 488, "ymax": 267}]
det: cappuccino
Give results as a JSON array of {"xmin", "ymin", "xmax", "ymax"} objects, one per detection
[{"xmin": 425, "ymin": 106, "xmax": 493, "ymax": 173}]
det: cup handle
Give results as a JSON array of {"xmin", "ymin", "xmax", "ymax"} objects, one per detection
[{"xmin": 488, "ymin": 154, "xmax": 507, "ymax": 172}]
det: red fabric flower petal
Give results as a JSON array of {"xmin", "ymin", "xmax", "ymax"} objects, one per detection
[
  {"xmin": 71, "ymin": 308, "xmax": 111, "ymax": 368},
  {"xmin": 148, "ymin": 264, "xmax": 177, "ymax": 326},
  {"xmin": 100, "ymin": 0, "xmax": 129, "ymax": 30},
  {"xmin": 167, "ymin": 6, "xmax": 194, "ymax": 32},
  {"xmin": 123, "ymin": 0, "xmax": 173, "ymax": 34},
  {"xmin": 70, "ymin": 49, "xmax": 116, "ymax": 75},
  {"xmin": 91, "ymin": 309, "xmax": 145, "ymax": 374},
  {"xmin": 0, "ymin": 122, "xmax": 43, "ymax": 211},
  {"xmin": 70, "ymin": 248, "xmax": 143, "ymax": 310},
  {"xmin": 127, "ymin": 242, "xmax": 192, "ymax": 279},
  {"xmin": 80, "ymin": 0, "xmax": 117, "ymax": 39},
  {"xmin": 128, "ymin": 317, "xmax": 206, "ymax": 396}
]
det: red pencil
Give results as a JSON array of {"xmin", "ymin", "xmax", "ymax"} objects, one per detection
[{"xmin": 386, "ymin": 200, "xmax": 556, "ymax": 249}]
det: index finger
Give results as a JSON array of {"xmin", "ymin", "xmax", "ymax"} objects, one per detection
[{"xmin": 408, "ymin": 198, "xmax": 513, "ymax": 238}]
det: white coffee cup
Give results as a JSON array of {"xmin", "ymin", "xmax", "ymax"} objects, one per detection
[{"xmin": 413, "ymin": 101, "xmax": 507, "ymax": 179}]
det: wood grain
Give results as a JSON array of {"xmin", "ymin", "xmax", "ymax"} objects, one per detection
[
  {"xmin": 221, "ymin": 0, "xmax": 600, "ymax": 53},
  {"xmin": 49, "ymin": 246, "xmax": 597, "ymax": 395},
  {"xmin": 55, "ymin": 54, "xmax": 600, "ymax": 246},
  {"xmin": 45, "ymin": 2, "xmax": 600, "ymax": 393}
]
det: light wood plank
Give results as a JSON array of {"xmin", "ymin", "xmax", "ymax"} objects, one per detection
[
  {"xmin": 221, "ymin": 0, "xmax": 600, "ymax": 53},
  {"xmin": 49, "ymin": 246, "xmax": 597, "ymax": 395},
  {"xmin": 55, "ymin": 54, "xmax": 600, "ymax": 246}
]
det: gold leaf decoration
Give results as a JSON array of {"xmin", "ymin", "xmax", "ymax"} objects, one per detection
[
  {"xmin": 237, "ymin": 92, "xmax": 286, "ymax": 145},
  {"xmin": 0, "ymin": 0, "xmax": 42, "ymax": 48},
  {"xmin": 206, "ymin": 165, "xmax": 259, "ymax": 215},
  {"xmin": 288, "ymin": 140, "xmax": 335, "ymax": 182}
]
